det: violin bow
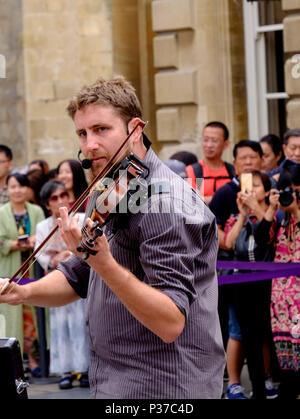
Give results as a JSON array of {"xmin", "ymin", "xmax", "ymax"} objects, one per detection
[{"xmin": 0, "ymin": 120, "xmax": 146, "ymax": 295}]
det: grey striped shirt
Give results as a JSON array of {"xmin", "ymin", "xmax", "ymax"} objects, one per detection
[{"xmin": 58, "ymin": 149, "xmax": 226, "ymax": 399}]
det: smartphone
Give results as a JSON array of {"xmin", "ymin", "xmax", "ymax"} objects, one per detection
[
  {"xmin": 18, "ymin": 234, "xmax": 29, "ymax": 247},
  {"xmin": 240, "ymin": 173, "xmax": 253, "ymax": 193}
]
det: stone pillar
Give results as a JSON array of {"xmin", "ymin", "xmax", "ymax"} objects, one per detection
[
  {"xmin": 0, "ymin": 0, "xmax": 26, "ymax": 165},
  {"xmin": 282, "ymin": 0, "xmax": 300, "ymax": 128},
  {"xmin": 137, "ymin": 0, "xmax": 158, "ymax": 152},
  {"xmin": 151, "ymin": 0, "xmax": 247, "ymax": 162}
]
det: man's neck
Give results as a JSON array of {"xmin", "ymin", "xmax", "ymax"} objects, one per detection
[{"xmin": 202, "ymin": 157, "xmax": 223, "ymax": 170}]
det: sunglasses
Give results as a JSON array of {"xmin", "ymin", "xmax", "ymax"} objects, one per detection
[{"xmin": 49, "ymin": 191, "xmax": 69, "ymax": 202}]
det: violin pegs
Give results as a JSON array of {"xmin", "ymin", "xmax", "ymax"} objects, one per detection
[{"xmin": 93, "ymin": 227, "xmax": 103, "ymax": 239}]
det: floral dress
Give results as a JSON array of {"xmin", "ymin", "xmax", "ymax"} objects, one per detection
[{"xmin": 271, "ymin": 216, "xmax": 300, "ymax": 371}]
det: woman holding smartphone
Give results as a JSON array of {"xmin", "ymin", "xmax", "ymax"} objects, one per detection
[
  {"xmin": 223, "ymin": 170, "xmax": 278, "ymax": 399},
  {"xmin": 0, "ymin": 173, "xmax": 45, "ymax": 375}
]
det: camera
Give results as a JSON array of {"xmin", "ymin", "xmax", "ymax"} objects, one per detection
[{"xmin": 278, "ymin": 187, "xmax": 299, "ymax": 207}]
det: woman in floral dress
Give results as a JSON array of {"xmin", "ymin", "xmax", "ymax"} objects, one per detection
[{"xmin": 255, "ymin": 167, "xmax": 300, "ymax": 398}]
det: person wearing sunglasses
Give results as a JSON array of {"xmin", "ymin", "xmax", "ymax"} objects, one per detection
[{"xmin": 34, "ymin": 180, "xmax": 89, "ymax": 390}]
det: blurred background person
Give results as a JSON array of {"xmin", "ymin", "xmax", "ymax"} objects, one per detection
[
  {"xmin": 255, "ymin": 166, "xmax": 300, "ymax": 399},
  {"xmin": 0, "ymin": 144, "xmax": 14, "ymax": 207},
  {"xmin": 186, "ymin": 121, "xmax": 235, "ymax": 204},
  {"xmin": 269, "ymin": 129, "xmax": 300, "ymax": 183},
  {"xmin": 35, "ymin": 179, "xmax": 89, "ymax": 390},
  {"xmin": 224, "ymin": 171, "xmax": 278, "ymax": 399},
  {"xmin": 57, "ymin": 159, "xmax": 88, "ymax": 212},
  {"xmin": 164, "ymin": 150, "xmax": 197, "ymax": 178},
  {"xmin": 168, "ymin": 151, "xmax": 198, "ymax": 166},
  {"xmin": 209, "ymin": 139, "xmax": 263, "ymax": 397},
  {"xmin": 26, "ymin": 168, "xmax": 49, "ymax": 216},
  {"xmin": 46, "ymin": 167, "xmax": 58, "ymax": 181},
  {"xmin": 0, "ymin": 172, "xmax": 44, "ymax": 376},
  {"xmin": 28, "ymin": 159, "xmax": 50, "ymax": 179},
  {"xmin": 259, "ymin": 134, "xmax": 284, "ymax": 173}
]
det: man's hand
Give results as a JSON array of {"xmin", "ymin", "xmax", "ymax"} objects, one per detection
[
  {"xmin": 57, "ymin": 206, "xmax": 114, "ymax": 271},
  {"xmin": 0, "ymin": 278, "xmax": 25, "ymax": 305},
  {"xmin": 57, "ymin": 207, "xmax": 82, "ymax": 256}
]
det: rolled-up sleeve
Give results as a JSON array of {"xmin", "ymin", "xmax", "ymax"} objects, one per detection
[
  {"xmin": 138, "ymin": 196, "xmax": 207, "ymax": 319},
  {"xmin": 57, "ymin": 253, "xmax": 90, "ymax": 298}
]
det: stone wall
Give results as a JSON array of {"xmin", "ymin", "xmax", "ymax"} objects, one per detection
[
  {"xmin": 152, "ymin": 0, "xmax": 248, "ymax": 163},
  {"xmin": 282, "ymin": 0, "xmax": 300, "ymax": 128},
  {"xmin": 0, "ymin": 0, "xmax": 26, "ymax": 164},
  {"xmin": 22, "ymin": 0, "xmax": 114, "ymax": 169}
]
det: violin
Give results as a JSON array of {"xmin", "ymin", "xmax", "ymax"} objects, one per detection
[
  {"xmin": 77, "ymin": 152, "xmax": 149, "ymax": 260},
  {"xmin": 0, "ymin": 121, "xmax": 149, "ymax": 294}
]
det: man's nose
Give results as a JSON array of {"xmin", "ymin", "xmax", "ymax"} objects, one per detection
[
  {"xmin": 244, "ymin": 157, "xmax": 253, "ymax": 165},
  {"xmin": 85, "ymin": 132, "xmax": 99, "ymax": 152}
]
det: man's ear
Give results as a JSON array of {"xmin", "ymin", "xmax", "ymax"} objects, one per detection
[
  {"xmin": 127, "ymin": 117, "xmax": 144, "ymax": 144},
  {"xmin": 223, "ymin": 140, "xmax": 229, "ymax": 151},
  {"xmin": 282, "ymin": 144, "xmax": 286, "ymax": 155}
]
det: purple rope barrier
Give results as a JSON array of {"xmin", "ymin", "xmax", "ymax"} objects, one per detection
[{"xmin": 217, "ymin": 261, "xmax": 300, "ymax": 285}]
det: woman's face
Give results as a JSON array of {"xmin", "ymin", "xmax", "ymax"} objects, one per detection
[
  {"xmin": 252, "ymin": 175, "xmax": 268, "ymax": 203},
  {"xmin": 46, "ymin": 187, "xmax": 69, "ymax": 218},
  {"xmin": 260, "ymin": 142, "xmax": 281, "ymax": 172},
  {"xmin": 7, "ymin": 176, "xmax": 28, "ymax": 205},
  {"xmin": 57, "ymin": 162, "xmax": 73, "ymax": 191}
]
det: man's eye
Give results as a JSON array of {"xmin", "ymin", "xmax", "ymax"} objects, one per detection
[
  {"xmin": 97, "ymin": 127, "xmax": 106, "ymax": 132},
  {"xmin": 79, "ymin": 131, "xmax": 87, "ymax": 137}
]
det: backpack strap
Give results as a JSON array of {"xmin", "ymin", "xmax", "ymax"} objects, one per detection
[
  {"xmin": 186, "ymin": 162, "xmax": 203, "ymax": 189},
  {"xmin": 224, "ymin": 162, "xmax": 236, "ymax": 179}
]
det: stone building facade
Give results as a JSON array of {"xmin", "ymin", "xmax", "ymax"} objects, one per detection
[{"xmin": 0, "ymin": 0, "xmax": 299, "ymax": 168}]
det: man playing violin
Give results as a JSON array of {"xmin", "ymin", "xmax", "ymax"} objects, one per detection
[{"xmin": 0, "ymin": 76, "xmax": 225, "ymax": 399}]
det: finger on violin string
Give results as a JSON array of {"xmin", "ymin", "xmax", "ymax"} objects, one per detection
[{"xmin": 85, "ymin": 218, "xmax": 94, "ymax": 228}]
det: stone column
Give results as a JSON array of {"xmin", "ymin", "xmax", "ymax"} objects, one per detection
[
  {"xmin": 0, "ymin": 0, "xmax": 26, "ymax": 165},
  {"xmin": 282, "ymin": 0, "xmax": 300, "ymax": 128},
  {"xmin": 151, "ymin": 0, "xmax": 247, "ymax": 162}
]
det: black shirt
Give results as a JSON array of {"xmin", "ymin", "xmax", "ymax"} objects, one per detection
[{"xmin": 209, "ymin": 177, "xmax": 240, "ymax": 228}]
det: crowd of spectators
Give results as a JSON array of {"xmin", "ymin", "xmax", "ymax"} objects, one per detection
[
  {"xmin": 165, "ymin": 125, "xmax": 300, "ymax": 399},
  {"xmin": 0, "ymin": 124, "xmax": 299, "ymax": 398}
]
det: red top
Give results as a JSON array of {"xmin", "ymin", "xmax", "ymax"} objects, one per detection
[{"xmin": 186, "ymin": 160, "xmax": 232, "ymax": 197}]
